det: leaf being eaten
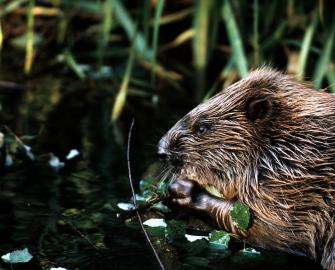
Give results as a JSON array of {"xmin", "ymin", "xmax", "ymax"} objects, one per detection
[
  {"xmin": 230, "ymin": 200, "xmax": 250, "ymax": 230},
  {"xmin": 205, "ymin": 185, "xmax": 224, "ymax": 198}
]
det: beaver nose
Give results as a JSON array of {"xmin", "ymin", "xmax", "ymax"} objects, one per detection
[
  {"xmin": 157, "ymin": 150, "xmax": 168, "ymax": 161},
  {"xmin": 158, "ymin": 137, "xmax": 169, "ymax": 161}
]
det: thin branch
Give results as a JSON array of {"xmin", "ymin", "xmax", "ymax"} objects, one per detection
[{"xmin": 127, "ymin": 119, "xmax": 165, "ymax": 270}]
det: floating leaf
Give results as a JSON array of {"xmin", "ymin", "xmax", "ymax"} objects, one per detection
[
  {"xmin": 49, "ymin": 154, "xmax": 65, "ymax": 170},
  {"xmin": 208, "ymin": 230, "xmax": 230, "ymax": 249},
  {"xmin": 116, "ymin": 202, "xmax": 135, "ymax": 211},
  {"xmin": 66, "ymin": 149, "xmax": 80, "ymax": 160},
  {"xmin": 185, "ymin": 234, "xmax": 208, "ymax": 242},
  {"xmin": 1, "ymin": 248, "xmax": 33, "ymax": 263},
  {"xmin": 143, "ymin": 218, "xmax": 167, "ymax": 228},
  {"xmin": 230, "ymin": 200, "xmax": 250, "ymax": 230}
]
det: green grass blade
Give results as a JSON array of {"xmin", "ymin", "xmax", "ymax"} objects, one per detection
[
  {"xmin": 193, "ymin": 0, "xmax": 212, "ymax": 101},
  {"xmin": 97, "ymin": 0, "xmax": 114, "ymax": 67},
  {"xmin": 0, "ymin": 20, "xmax": 3, "ymax": 50},
  {"xmin": 63, "ymin": 50, "xmax": 86, "ymax": 80},
  {"xmin": 151, "ymin": 0, "xmax": 165, "ymax": 85},
  {"xmin": 113, "ymin": 0, "xmax": 151, "ymax": 60},
  {"xmin": 298, "ymin": 11, "xmax": 318, "ymax": 79},
  {"xmin": 313, "ymin": 20, "xmax": 335, "ymax": 88},
  {"xmin": 222, "ymin": 0, "xmax": 248, "ymax": 77},
  {"xmin": 193, "ymin": 0, "xmax": 211, "ymax": 70},
  {"xmin": 0, "ymin": 0, "xmax": 28, "ymax": 17},
  {"xmin": 153, "ymin": 7, "xmax": 193, "ymax": 25},
  {"xmin": 326, "ymin": 66, "xmax": 335, "ymax": 93},
  {"xmin": 24, "ymin": 0, "xmax": 35, "ymax": 74},
  {"xmin": 142, "ymin": 0, "xmax": 151, "ymax": 43},
  {"xmin": 111, "ymin": 41, "xmax": 136, "ymax": 122}
]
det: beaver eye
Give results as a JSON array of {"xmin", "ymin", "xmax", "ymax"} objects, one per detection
[{"xmin": 195, "ymin": 123, "xmax": 208, "ymax": 135}]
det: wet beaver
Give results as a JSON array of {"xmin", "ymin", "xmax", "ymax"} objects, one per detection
[{"xmin": 157, "ymin": 68, "xmax": 335, "ymax": 269}]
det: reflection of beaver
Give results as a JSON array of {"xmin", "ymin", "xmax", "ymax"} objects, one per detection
[{"xmin": 158, "ymin": 68, "xmax": 335, "ymax": 269}]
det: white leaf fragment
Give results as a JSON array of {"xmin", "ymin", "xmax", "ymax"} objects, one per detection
[
  {"xmin": 185, "ymin": 234, "xmax": 209, "ymax": 242},
  {"xmin": 66, "ymin": 149, "xmax": 80, "ymax": 160},
  {"xmin": 50, "ymin": 267, "xmax": 69, "ymax": 270},
  {"xmin": 117, "ymin": 202, "xmax": 135, "ymax": 211},
  {"xmin": 49, "ymin": 154, "xmax": 65, "ymax": 169},
  {"xmin": 1, "ymin": 248, "xmax": 33, "ymax": 263},
  {"xmin": 143, "ymin": 218, "xmax": 167, "ymax": 228}
]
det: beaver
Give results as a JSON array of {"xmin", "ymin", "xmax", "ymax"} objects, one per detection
[{"xmin": 157, "ymin": 68, "xmax": 335, "ymax": 269}]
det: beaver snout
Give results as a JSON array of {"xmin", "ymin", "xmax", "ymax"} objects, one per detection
[{"xmin": 157, "ymin": 134, "xmax": 183, "ymax": 166}]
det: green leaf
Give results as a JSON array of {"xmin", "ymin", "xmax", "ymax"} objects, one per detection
[
  {"xmin": 230, "ymin": 200, "xmax": 250, "ymax": 230},
  {"xmin": 165, "ymin": 220, "xmax": 186, "ymax": 242},
  {"xmin": 139, "ymin": 177, "xmax": 155, "ymax": 193},
  {"xmin": 208, "ymin": 230, "xmax": 230, "ymax": 249},
  {"xmin": 1, "ymin": 248, "xmax": 33, "ymax": 263},
  {"xmin": 205, "ymin": 185, "xmax": 223, "ymax": 198}
]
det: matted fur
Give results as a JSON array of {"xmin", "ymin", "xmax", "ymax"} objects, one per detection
[{"xmin": 159, "ymin": 68, "xmax": 335, "ymax": 269}]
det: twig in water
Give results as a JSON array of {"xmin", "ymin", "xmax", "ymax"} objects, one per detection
[{"xmin": 127, "ymin": 119, "xmax": 165, "ymax": 270}]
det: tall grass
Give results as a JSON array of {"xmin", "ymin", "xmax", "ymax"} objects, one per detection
[{"xmin": 1, "ymin": 0, "xmax": 335, "ymax": 114}]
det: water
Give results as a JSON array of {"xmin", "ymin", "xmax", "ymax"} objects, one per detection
[{"xmin": 0, "ymin": 71, "xmax": 321, "ymax": 270}]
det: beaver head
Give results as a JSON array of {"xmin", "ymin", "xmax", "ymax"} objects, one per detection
[{"xmin": 158, "ymin": 67, "xmax": 335, "ymax": 268}]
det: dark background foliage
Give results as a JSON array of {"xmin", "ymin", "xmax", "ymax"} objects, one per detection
[{"xmin": 0, "ymin": 0, "xmax": 332, "ymax": 269}]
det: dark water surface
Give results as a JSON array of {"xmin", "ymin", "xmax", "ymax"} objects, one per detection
[{"xmin": 0, "ymin": 71, "xmax": 322, "ymax": 270}]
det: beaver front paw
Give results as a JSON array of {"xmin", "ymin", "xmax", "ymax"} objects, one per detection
[{"xmin": 167, "ymin": 179, "xmax": 215, "ymax": 213}]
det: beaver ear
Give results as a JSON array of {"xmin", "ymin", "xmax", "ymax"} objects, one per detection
[{"xmin": 245, "ymin": 95, "xmax": 273, "ymax": 122}]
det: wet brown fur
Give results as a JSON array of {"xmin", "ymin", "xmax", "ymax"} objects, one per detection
[{"xmin": 159, "ymin": 68, "xmax": 335, "ymax": 269}]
